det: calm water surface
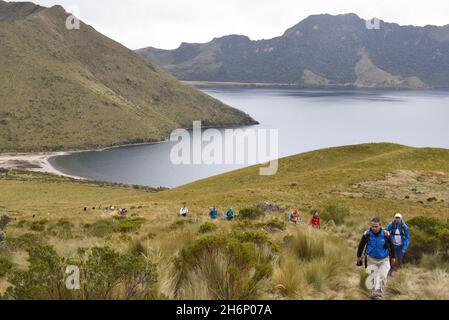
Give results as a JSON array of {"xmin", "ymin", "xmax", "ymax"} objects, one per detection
[{"xmin": 49, "ymin": 89, "xmax": 449, "ymax": 187}]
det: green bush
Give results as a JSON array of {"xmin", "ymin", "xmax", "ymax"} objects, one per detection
[
  {"xmin": 81, "ymin": 246, "xmax": 157, "ymax": 299},
  {"xmin": 29, "ymin": 219, "xmax": 49, "ymax": 232},
  {"xmin": 199, "ymin": 222, "xmax": 218, "ymax": 234},
  {"xmin": 85, "ymin": 220, "xmax": 116, "ymax": 237},
  {"xmin": 5, "ymin": 245, "xmax": 158, "ymax": 300},
  {"xmin": 5, "ymin": 246, "xmax": 69, "ymax": 300},
  {"xmin": 48, "ymin": 218, "xmax": 75, "ymax": 238},
  {"xmin": 320, "ymin": 204, "xmax": 350, "ymax": 225},
  {"xmin": 0, "ymin": 215, "xmax": 12, "ymax": 230},
  {"xmin": 239, "ymin": 207, "xmax": 265, "ymax": 220},
  {"xmin": 56, "ymin": 218, "xmax": 74, "ymax": 229},
  {"xmin": 408, "ymin": 216, "xmax": 445, "ymax": 235},
  {"xmin": 0, "ymin": 256, "xmax": 13, "ymax": 277},
  {"xmin": 115, "ymin": 217, "xmax": 146, "ymax": 233},
  {"xmin": 407, "ymin": 216, "xmax": 449, "ymax": 262},
  {"xmin": 8, "ymin": 233, "xmax": 44, "ymax": 250}
]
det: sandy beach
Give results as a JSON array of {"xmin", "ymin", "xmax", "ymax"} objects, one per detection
[{"xmin": 0, "ymin": 152, "xmax": 83, "ymax": 179}]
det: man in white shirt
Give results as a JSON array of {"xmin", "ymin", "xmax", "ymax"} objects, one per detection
[
  {"xmin": 387, "ymin": 213, "xmax": 410, "ymax": 273},
  {"xmin": 179, "ymin": 205, "xmax": 189, "ymax": 217}
]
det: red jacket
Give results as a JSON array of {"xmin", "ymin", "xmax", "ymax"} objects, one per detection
[{"xmin": 310, "ymin": 216, "xmax": 321, "ymax": 228}]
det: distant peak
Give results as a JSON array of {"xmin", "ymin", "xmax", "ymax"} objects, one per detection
[
  {"xmin": 283, "ymin": 13, "xmax": 365, "ymax": 37},
  {"xmin": 212, "ymin": 34, "xmax": 251, "ymax": 44},
  {"xmin": 214, "ymin": 34, "xmax": 250, "ymax": 41}
]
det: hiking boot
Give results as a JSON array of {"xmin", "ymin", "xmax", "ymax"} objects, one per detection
[{"xmin": 371, "ymin": 290, "xmax": 384, "ymax": 300}]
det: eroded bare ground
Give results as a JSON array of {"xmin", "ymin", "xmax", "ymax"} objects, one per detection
[{"xmin": 341, "ymin": 170, "xmax": 449, "ymax": 207}]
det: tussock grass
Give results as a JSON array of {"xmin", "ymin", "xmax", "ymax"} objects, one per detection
[
  {"xmin": 386, "ymin": 266, "xmax": 449, "ymax": 300},
  {"xmin": 2, "ymin": 143, "xmax": 449, "ymax": 299}
]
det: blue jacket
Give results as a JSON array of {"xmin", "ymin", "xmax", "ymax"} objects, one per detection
[
  {"xmin": 366, "ymin": 228, "xmax": 391, "ymax": 260},
  {"xmin": 387, "ymin": 221, "xmax": 410, "ymax": 251},
  {"xmin": 226, "ymin": 208, "xmax": 234, "ymax": 219},
  {"xmin": 210, "ymin": 208, "xmax": 218, "ymax": 219}
]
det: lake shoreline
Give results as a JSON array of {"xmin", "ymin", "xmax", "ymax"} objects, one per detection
[
  {"xmin": 0, "ymin": 122, "xmax": 260, "ymax": 181},
  {"xmin": 0, "ymin": 152, "xmax": 82, "ymax": 179}
]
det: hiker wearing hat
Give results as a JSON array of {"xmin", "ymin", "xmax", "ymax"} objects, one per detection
[
  {"xmin": 387, "ymin": 213, "xmax": 410, "ymax": 273},
  {"xmin": 357, "ymin": 217, "xmax": 396, "ymax": 300}
]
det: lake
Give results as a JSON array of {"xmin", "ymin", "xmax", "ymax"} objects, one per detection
[{"xmin": 49, "ymin": 88, "xmax": 449, "ymax": 187}]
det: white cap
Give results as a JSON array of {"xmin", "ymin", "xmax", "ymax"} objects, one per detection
[{"xmin": 394, "ymin": 213, "xmax": 403, "ymax": 219}]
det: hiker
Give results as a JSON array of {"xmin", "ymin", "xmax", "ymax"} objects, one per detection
[
  {"xmin": 309, "ymin": 211, "xmax": 321, "ymax": 229},
  {"xmin": 225, "ymin": 208, "xmax": 234, "ymax": 221},
  {"xmin": 209, "ymin": 206, "xmax": 218, "ymax": 220},
  {"xmin": 179, "ymin": 204, "xmax": 189, "ymax": 217},
  {"xmin": 289, "ymin": 208, "xmax": 301, "ymax": 225},
  {"xmin": 387, "ymin": 213, "xmax": 410, "ymax": 274},
  {"xmin": 357, "ymin": 217, "xmax": 396, "ymax": 300}
]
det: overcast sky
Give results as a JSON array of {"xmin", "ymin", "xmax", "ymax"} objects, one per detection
[{"xmin": 29, "ymin": 0, "xmax": 449, "ymax": 50}]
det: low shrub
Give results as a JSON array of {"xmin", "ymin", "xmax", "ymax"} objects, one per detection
[
  {"xmin": 8, "ymin": 233, "xmax": 44, "ymax": 250},
  {"xmin": 199, "ymin": 222, "xmax": 218, "ymax": 234},
  {"xmin": 5, "ymin": 245, "xmax": 158, "ymax": 300},
  {"xmin": 116, "ymin": 217, "xmax": 146, "ymax": 233},
  {"xmin": 320, "ymin": 204, "xmax": 350, "ymax": 225},
  {"xmin": 0, "ymin": 256, "xmax": 13, "ymax": 277},
  {"xmin": 85, "ymin": 220, "xmax": 116, "ymax": 238},
  {"xmin": 407, "ymin": 216, "xmax": 449, "ymax": 262},
  {"xmin": 239, "ymin": 207, "xmax": 265, "ymax": 220},
  {"xmin": 29, "ymin": 219, "xmax": 49, "ymax": 232},
  {"xmin": 81, "ymin": 246, "xmax": 157, "ymax": 299},
  {"xmin": 5, "ymin": 246, "xmax": 69, "ymax": 300}
]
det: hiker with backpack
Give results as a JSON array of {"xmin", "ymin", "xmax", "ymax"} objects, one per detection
[
  {"xmin": 357, "ymin": 217, "xmax": 396, "ymax": 300},
  {"xmin": 225, "ymin": 208, "xmax": 234, "ymax": 221},
  {"xmin": 289, "ymin": 208, "xmax": 301, "ymax": 225},
  {"xmin": 387, "ymin": 213, "xmax": 410, "ymax": 273},
  {"xmin": 309, "ymin": 211, "xmax": 321, "ymax": 229},
  {"xmin": 209, "ymin": 206, "xmax": 218, "ymax": 219}
]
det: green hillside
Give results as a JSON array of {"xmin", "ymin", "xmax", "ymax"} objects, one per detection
[
  {"xmin": 0, "ymin": 1, "xmax": 255, "ymax": 152},
  {"xmin": 1, "ymin": 143, "xmax": 449, "ymax": 299}
]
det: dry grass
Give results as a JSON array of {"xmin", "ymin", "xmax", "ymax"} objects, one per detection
[{"xmin": 2, "ymin": 143, "xmax": 449, "ymax": 299}]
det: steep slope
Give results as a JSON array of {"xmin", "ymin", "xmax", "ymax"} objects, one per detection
[
  {"xmin": 138, "ymin": 13, "xmax": 449, "ymax": 89},
  {"xmin": 0, "ymin": 1, "xmax": 256, "ymax": 152}
]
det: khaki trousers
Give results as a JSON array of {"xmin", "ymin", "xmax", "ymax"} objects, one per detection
[{"xmin": 367, "ymin": 256, "xmax": 391, "ymax": 293}]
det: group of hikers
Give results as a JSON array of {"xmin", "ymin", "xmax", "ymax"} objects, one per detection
[
  {"xmin": 178, "ymin": 204, "xmax": 235, "ymax": 220},
  {"xmin": 179, "ymin": 205, "xmax": 322, "ymax": 225},
  {"xmin": 357, "ymin": 213, "xmax": 410, "ymax": 300},
  {"xmin": 178, "ymin": 204, "xmax": 410, "ymax": 301},
  {"xmin": 289, "ymin": 208, "xmax": 321, "ymax": 228}
]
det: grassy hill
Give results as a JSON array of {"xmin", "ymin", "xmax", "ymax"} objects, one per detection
[
  {"xmin": 0, "ymin": 1, "xmax": 255, "ymax": 152},
  {"xmin": 1, "ymin": 143, "xmax": 449, "ymax": 299}
]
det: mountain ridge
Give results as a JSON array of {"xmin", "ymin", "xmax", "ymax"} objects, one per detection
[{"xmin": 137, "ymin": 13, "xmax": 449, "ymax": 89}]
